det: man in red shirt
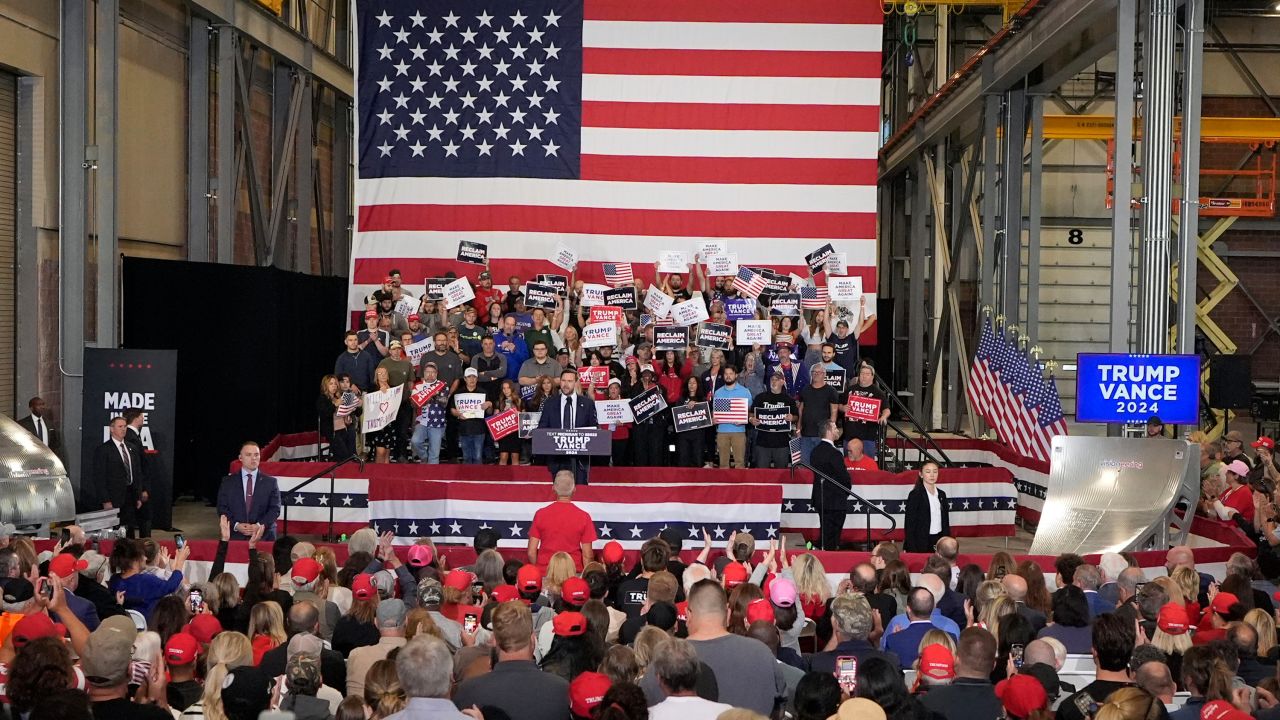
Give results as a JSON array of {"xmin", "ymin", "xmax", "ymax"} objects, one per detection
[
  {"xmin": 528, "ymin": 471, "xmax": 598, "ymax": 569},
  {"xmin": 844, "ymin": 438, "xmax": 879, "ymax": 472},
  {"xmin": 471, "ymin": 270, "xmax": 505, "ymax": 315}
]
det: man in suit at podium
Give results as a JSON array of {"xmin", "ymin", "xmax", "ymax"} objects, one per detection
[
  {"xmin": 811, "ymin": 420, "xmax": 852, "ymax": 551},
  {"xmin": 536, "ymin": 368, "xmax": 598, "ymax": 485},
  {"xmin": 216, "ymin": 441, "xmax": 281, "ymax": 540},
  {"xmin": 17, "ymin": 397, "xmax": 63, "ymax": 460},
  {"xmin": 89, "ymin": 417, "xmax": 148, "ymax": 537}
]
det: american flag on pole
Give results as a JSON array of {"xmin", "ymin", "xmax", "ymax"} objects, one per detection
[
  {"xmin": 712, "ymin": 397, "xmax": 750, "ymax": 424},
  {"xmin": 800, "ymin": 285, "xmax": 829, "ymax": 309},
  {"xmin": 336, "ymin": 392, "xmax": 361, "ymax": 418},
  {"xmin": 789, "ymin": 436, "xmax": 803, "ymax": 465},
  {"xmin": 733, "ymin": 267, "xmax": 768, "ymax": 299},
  {"xmin": 966, "ymin": 317, "xmax": 1067, "ymax": 462},
  {"xmin": 602, "ymin": 262, "xmax": 633, "ymax": 286},
  {"xmin": 350, "ymin": 0, "xmax": 883, "ymax": 338}
]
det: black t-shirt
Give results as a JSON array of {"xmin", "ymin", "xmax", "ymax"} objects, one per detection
[
  {"xmin": 753, "ymin": 391, "xmax": 798, "ymax": 448},
  {"xmin": 92, "ymin": 698, "xmax": 174, "ymax": 720},
  {"xmin": 614, "ymin": 577, "xmax": 650, "ymax": 620},
  {"xmin": 798, "ymin": 384, "xmax": 840, "ymax": 437},
  {"xmin": 843, "ymin": 383, "xmax": 886, "ymax": 441},
  {"xmin": 827, "ymin": 331, "xmax": 859, "ymax": 374},
  {"xmin": 167, "ymin": 680, "xmax": 203, "ymax": 712}
]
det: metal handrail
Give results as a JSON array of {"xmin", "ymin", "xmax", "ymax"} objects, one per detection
[
  {"xmin": 869, "ymin": 373, "xmax": 952, "ymax": 468},
  {"xmin": 281, "ymin": 454, "xmax": 361, "ymax": 539},
  {"xmin": 793, "ymin": 460, "xmax": 898, "ymax": 546}
]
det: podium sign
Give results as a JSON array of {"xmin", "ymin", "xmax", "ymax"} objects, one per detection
[{"xmin": 532, "ymin": 428, "xmax": 613, "ymax": 456}]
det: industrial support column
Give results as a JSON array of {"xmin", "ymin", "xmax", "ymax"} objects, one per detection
[
  {"xmin": 1110, "ymin": 0, "xmax": 1137, "ymax": 354},
  {"xmin": 1026, "ymin": 96, "xmax": 1044, "ymax": 343},
  {"xmin": 59, "ymin": 0, "xmax": 89, "ymax": 487},
  {"xmin": 295, "ymin": 76, "xmax": 313, "ymax": 274},
  {"xmin": 1176, "ymin": 0, "xmax": 1204, "ymax": 354},
  {"xmin": 95, "ymin": 0, "xmax": 118, "ymax": 348},
  {"xmin": 187, "ymin": 16, "xmax": 211, "ymax": 262},
  {"xmin": 215, "ymin": 28, "xmax": 237, "ymax": 263},
  {"xmin": 979, "ymin": 95, "xmax": 1002, "ymax": 312},
  {"xmin": 331, "ymin": 97, "xmax": 351, "ymax": 277},
  {"xmin": 930, "ymin": 10, "xmax": 948, "ymax": 429},
  {"xmin": 1000, "ymin": 88, "xmax": 1026, "ymax": 324},
  {"xmin": 908, "ymin": 160, "xmax": 928, "ymax": 419},
  {"xmin": 1138, "ymin": 0, "xmax": 1176, "ymax": 354}
]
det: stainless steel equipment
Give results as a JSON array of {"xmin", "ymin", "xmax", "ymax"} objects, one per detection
[
  {"xmin": 1028, "ymin": 436, "xmax": 1200, "ymax": 556},
  {"xmin": 0, "ymin": 415, "xmax": 77, "ymax": 532}
]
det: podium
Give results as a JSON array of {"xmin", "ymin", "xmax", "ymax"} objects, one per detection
[{"xmin": 532, "ymin": 428, "xmax": 612, "ymax": 485}]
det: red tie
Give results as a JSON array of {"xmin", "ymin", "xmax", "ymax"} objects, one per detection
[{"xmin": 245, "ymin": 473, "xmax": 255, "ymax": 512}]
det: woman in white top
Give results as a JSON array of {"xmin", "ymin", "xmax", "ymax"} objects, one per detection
[{"xmin": 904, "ymin": 461, "xmax": 951, "ymax": 553}]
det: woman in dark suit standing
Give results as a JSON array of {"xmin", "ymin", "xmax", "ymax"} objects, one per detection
[{"xmin": 904, "ymin": 461, "xmax": 951, "ymax": 553}]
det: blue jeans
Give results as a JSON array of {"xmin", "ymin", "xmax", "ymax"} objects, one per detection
[
  {"xmin": 798, "ymin": 436, "xmax": 822, "ymax": 464},
  {"xmin": 460, "ymin": 434, "xmax": 485, "ymax": 464},
  {"xmin": 412, "ymin": 425, "xmax": 445, "ymax": 464}
]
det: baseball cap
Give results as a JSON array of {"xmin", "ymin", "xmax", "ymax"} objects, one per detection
[
  {"xmin": 1226, "ymin": 459, "xmax": 1251, "ymax": 478},
  {"xmin": 285, "ymin": 653, "xmax": 323, "ymax": 695},
  {"xmin": 996, "ymin": 674, "xmax": 1048, "ymax": 718},
  {"xmin": 773, "ymin": 335, "xmax": 793, "ymax": 346},
  {"xmin": 220, "ymin": 666, "xmax": 272, "ymax": 720},
  {"xmin": 184, "ymin": 614, "xmax": 223, "ymax": 645},
  {"xmin": 164, "ymin": 632, "xmax": 200, "ymax": 666},
  {"xmin": 722, "ymin": 562, "xmax": 749, "ymax": 589},
  {"xmin": 1255, "ymin": 436, "xmax": 1276, "ymax": 450},
  {"xmin": 48, "ymin": 554, "xmax": 89, "ymax": 579},
  {"xmin": 290, "ymin": 557, "xmax": 322, "ymax": 586},
  {"xmin": 645, "ymin": 602, "xmax": 678, "ymax": 631},
  {"xmin": 602, "ymin": 540, "xmax": 624, "ymax": 564},
  {"xmin": 1211, "ymin": 592, "xmax": 1240, "ymax": 616},
  {"xmin": 517, "ymin": 564, "xmax": 543, "ymax": 592},
  {"xmin": 835, "ymin": 698, "xmax": 888, "ymax": 720},
  {"xmin": 383, "ymin": 275, "xmax": 395, "ymax": 284},
  {"xmin": 80, "ymin": 550, "xmax": 108, "ymax": 578},
  {"xmin": 1157, "ymin": 602, "xmax": 1190, "ymax": 635},
  {"xmin": 408, "ymin": 313, "xmax": 420, "ymax": 322},
  {"xmin": 389, "ymin": 340, "xmax": 403, "ymax": 350},
  {"xmin": 82, "ymin": 616, "xmax": 138, "ymax": 686},
  {"xmin": 491, "ymin": 585, "xmax": 521, "ymax": 603},
  {"xmin": 12, "ymin": 613, "xmax": 66, "ymax": 648},
  {"xmin": 464, "ymin": 367, "xmax": 479, "ymax": 377},
  {"xmin": 406, "ymin": 545, "xmax": 434, "ymax": 568},
  {"xmin": 919, "ymin": 644, "xmax": 955, "ymax": 680},
  {"xmin": 3, "ymin": 579, "xmax": 33, "ymax": 604},
  {"xmin": 1225, "ymin": 430, "xmax": 1245, "ymax": 443},
  {"xmin": 376, "ymin": 599, "xmax": 407, "ymax": 628},
  {"xmin": 561, "ymin": 576, "xmax": 590, "ymax": 606},
  {"xmin": 1201, "ymin": 700, "xmax": 1254, "ymax": 720},
  {"xmin": 416, "ymin": 578, "xmax": 444, "ymax": 606},
  {"xmin": 569, "ymin": 672, "xmax": 612, "ymax": 718},
  {"xmin": 1146, "ymin": 415, "xmax": 1164, "ymax": 427},
  {"xmin": 364, "ymin": 309, "xmax": 378, "ymax": 318},
  {"xmin": 746, "ymin": 598, "xmax": 775, "ymax": 625},
  {"xmin": 444, "ymin": 570, "xmax": 474, "ymax": 592},
  {"xmin": 553, "ymin": 611, "xmax": 587, "ymax": 637},
  {"xmin": 479, "ymin": 271, "xmax": 491, "ymax": 279},
  {"xmin": 352, "ymin": 573, "xmax": 377, "ymax": 600},
  {"xmin": 768, "ymin": 577, "xmax": 797, "ymax": 608}
]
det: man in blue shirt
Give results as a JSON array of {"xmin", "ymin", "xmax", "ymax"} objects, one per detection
[
  {"xmin": 335, "ymin": 331, "xmax": 377, "ymax": 392},
  {"xmin": 883, "ymin": 587, "xmax": 939, "ymax": 670},
  {"xmin": 882, "ymin": 574, "xmax": 961, "ymax": 642},
  {"xmin": 714, "ymin": 366, "xmax": 753, "ymax": 469},
  {"xmin": 493, "ymin": 315, "xmax": 529, "ymax": 382}
]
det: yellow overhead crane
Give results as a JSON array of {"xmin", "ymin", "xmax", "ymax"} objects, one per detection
[
  {"xmin": 1039, "ymin": 115, "xmax": 1280, "ymax": 141},
  {"xmin": 882, "ymin": 0, "xmax": 1030, "ymax": 21}
]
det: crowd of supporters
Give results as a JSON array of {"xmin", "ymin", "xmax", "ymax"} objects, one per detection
[
  {"xmin": 4, "ymin": 473, "xmax": 1280, "ymax": 720},
  {"xmin": 327, "ymin": 264, "xmax": 885, "ymax": 468}
]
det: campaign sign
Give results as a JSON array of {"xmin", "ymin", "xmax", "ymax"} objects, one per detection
[
  {"xmin": 846, "ymin": 394, "xmax": 882, "ymax": 422},
  {"xmin": 629, "ymin": 386, "xmax": 669, "ymax": 424},
  {"xmin": 532, "ymin": 428, "xmax": 612, "ymax": 456},
  {"xmin": 696, "ymin": 240, "xmax": 728, "ymax": 257},
  {"xmin": 404, "ymin": 337, "xmax": 435, "ymax": 365},
  {"xmin": 580, "ymin": 283, "xmax": 610, "ymax": 307},
  {"xmin": 518, "ymin": 412, "xmax": 542, "ymax": 438},
  {"xmin": 644, "ymin": 286, "xmax": 674, "ymax": 318},
  {"xmin": 443, "ymin": 277, "xmax": 475, "ymax": 309},
  {"xmin": 455, "ymin": 392, "xmax": 487, "ymax": 420},
  {"xmin": 524, "ymin": 283, "xmax": 559, "ymax": 310},
  {"xmin": 736, "ymin": 319, "xmax": 772, "ymax": 345},
  {"xmin": 672, "ymin": 402, "xmax": 713, "ymax": 433},
  {"xmin": 824, "ymin": 369, "xmax": 847, "ymax": 394},
  {"xmin": 704, "ymin": 254, "xmax": 738, "ymax": 277},
  {"xmin": 486, "ymin": 409, "xmax": 520, "ymax": 440},
  {"xmin": 363, "ymin": 385, "xmax": 405, "ymax": 433},
  {"xmin": 825, "ymin": 253, "xmax": 848, "ymax": 276},
  {"xmin": 581, "ymin": 322, "xmax": 618, "ymax": 348},
  {"xmin": 1075, "ymin": 353, "xmax": 1200, "ymax": 424},
  {"xmin": 755, "ymin": 407, "xmax": 791, "ymax": 430},
  {"xmin": 671, "ymin": 296, "xmax": 709, "ymax": 326},
  {"xmin": 393, "ymin": 295, "xmax": 418, "ymax": 318},
  {"xmin": 536, "ymin": 274, "xmax": 569, "ymax": 296},
  {"xmin": 423, "ymin": 277, "xmax": 449, "ymax": 300},
  {"xmin": 829, "ymin": 276, "xmax": 863, "ymax": 302},
  {"xmin": 578, "ymin": 366, "xmax": 610, "ymax": 387},
  {"xmin": 654, "ymin": 326, "xmax": 690, "ymax": 351},
  {"xmin": 589, "ymin": 306, "xmax": 625, "ymax": 326},
  {"xmin": 457, "ymin": 240, "xmax": 488, "ymax": 265},
  {"xmin": 697, "ymin": 322, "xmax": 731, "ymax": 349},
  {"xmin": 806, "ymin": 243, "xmax": 835, "ymax": 274},
  {"xmin": 658, "ymin": 251, "xmax": 689, "ymax": 274},
  {"xmin": 595, "ymin": 399, "xmax": 634, "ymax": 424},
  {"xmin": 604, "ymin": 286, "xmax": 637, "ymax": 310},
  {"xmin": 760, "ymin": 270, "xmax": 791, "ymax": 296},
  {"xmin": 724, "ymin": 298, "xmax": 756, "ymax": 321},
  {"xmin": 769, "ymin": 293, "xmax": 800, "ymax": 316},
  {"xmin": 411, "ymin": 380, "xmax": 445, "ymax": 409},
  {"xmin": 551, "ymin": 243, "xmax": 579, "ymax": 271}
]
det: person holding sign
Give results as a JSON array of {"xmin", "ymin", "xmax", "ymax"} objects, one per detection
[
  {"xmin": 535, "ymin": 368, "xmax": 600, "ymax": 485},
  {"xmin": 713, "ymin": 366, "xmax": 753, "ymax": 469},
  {"xmin": 844, "ymin": 364, "xmax": 890, "ymax": 459},
  {"xmin": 471, "ymin": 270, "xmax": 504, "ymax": 315},
  {"xmin": 367, "ymin": 367, "xmax": 399, "ymax": 464},
  {"xmin": 751, "ymin": 372, "xmax": 798, "ymax": 469},
  {"xmin": 824, "ymin": 297, "xmax": 875, "ymax": 373},
  {"xmin": 904, "ymin": 462, "xmax": 951, "ymax": 553},
  {"xmin": 495, "ymin": 380, "xmax": 524, "ymax": 466},
  {"xmin": 410, "ymin": 363, "xmax": 450, "ymax": 464},
  {"xmin": 451, "ymin": 369, "xmax": 493, "ymax": 465},
  {"xmin": 676, "ymin": 377, "xmax": 709, "ymax": 467},
  {"xmin": 602, "ymin": 379, "xmax": 633, "ymax": 467}
]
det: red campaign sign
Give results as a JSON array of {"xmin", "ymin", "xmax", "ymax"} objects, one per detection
[
  {"xmin": 578, "ymin": 365, "xmax": 609, "ymax": 387},
  {"xmin": 486, "ymin": 408, "xmax": 520, "ymax": 441},
  {"xmin": 845, "ymin": 394, "xmax": 882, "ymax": 422},
  {"xmin": 589, "ymin": 305, "xmax": 624, "ymax": 326},
  {"xmin": 411, "ymin": 381, "xmax": 445, "ymax": 409}
]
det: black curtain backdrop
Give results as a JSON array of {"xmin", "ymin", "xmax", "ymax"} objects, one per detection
[{"xmin": 123, "ymin": 258, "xmax": 347, "ymax": 500}]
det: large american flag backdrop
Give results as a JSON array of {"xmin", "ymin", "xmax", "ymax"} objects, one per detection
[{"xmin": 350, "ymin": 0, "xmax": 883, "ymax": 311}]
